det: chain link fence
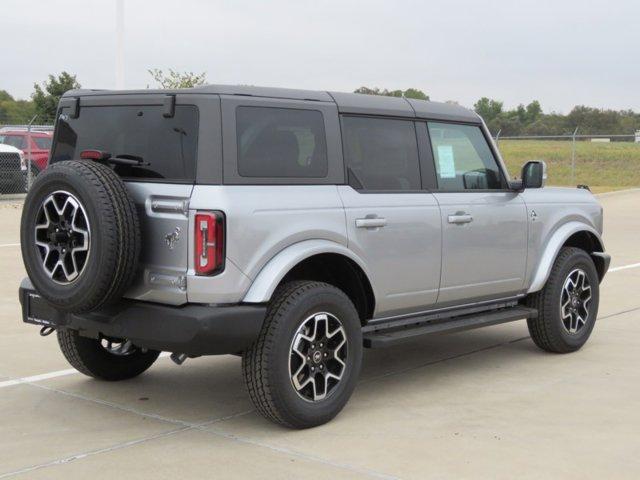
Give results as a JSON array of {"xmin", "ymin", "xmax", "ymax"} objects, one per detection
[
  {"xmin": 493, "ymin": 131, "xmax": 640, "ymax": 192},
  {"xmin": 0, "ymin": 123, "xmax": 54, "ymax": 197}
]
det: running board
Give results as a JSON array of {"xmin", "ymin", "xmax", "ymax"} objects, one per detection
[{"xmin": 362, "ymin": 306, "xmax": 537, "ymax": 348}]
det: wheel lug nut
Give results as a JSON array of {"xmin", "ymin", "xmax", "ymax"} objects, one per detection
[
  {"xmin": 319, "ymin": 365, "xmax": 323, "ymax": 370},
  {"xmin": 311, "ymin": 366, "xmax": 315, "ymax": 371},
  {"xmin": 311, "ymin": 344, "xmax": 315, "ymax": 349},
  {"xmin": 324, "ymin": 353, "xmax": 327, "ymax": 357},
  {"xmin": 319, "ymin": 343, "xmax": 323, "ymax": 347}
]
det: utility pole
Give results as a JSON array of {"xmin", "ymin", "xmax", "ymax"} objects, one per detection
[{"xmin": 115, "ymin": 0, "xmax": 125, "ymax": 89}]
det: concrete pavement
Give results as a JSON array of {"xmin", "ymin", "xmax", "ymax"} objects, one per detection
[{"xmin": 0, "ymin": 191, "xmax": 639, "ymax": 479}]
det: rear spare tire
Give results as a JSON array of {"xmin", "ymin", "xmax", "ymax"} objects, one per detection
[{"xmin": 21, "ymin": 160, "xmax": 140, "ymax": 313}]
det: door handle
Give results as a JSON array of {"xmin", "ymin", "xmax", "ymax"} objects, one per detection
[
  {"xmin": 448, "ymin": 213, "xmax": 473, "ymax": 224},
  {"xmin": 355, "ymin": 217, "xmax": 387, "ymax": 229}
]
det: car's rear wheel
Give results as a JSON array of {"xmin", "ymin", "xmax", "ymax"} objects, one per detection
[
  {"xmin": 242, "ymin": 281, "xmax": 363, "ymax": 428},
  {"xmin": 525, "ymin": 247, "xmax": 600, "ymax": 353},
  {"xmin": 57, "ymin": 329, "xmax": 160, "ymax": 381}
]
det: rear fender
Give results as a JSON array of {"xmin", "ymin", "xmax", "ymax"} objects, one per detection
[{"xmin": 242, "ymin": 239, "xmax": 374, "ymax": 303}]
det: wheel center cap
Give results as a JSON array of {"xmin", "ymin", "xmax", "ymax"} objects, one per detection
[{"xmin": 312, "ymin": 350, "xmax": 323, "ymax": 364}]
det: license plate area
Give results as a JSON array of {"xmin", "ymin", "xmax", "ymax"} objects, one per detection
[{"xmin": 23, "ymin": 292, "xmax": 65, "ymax": 327}]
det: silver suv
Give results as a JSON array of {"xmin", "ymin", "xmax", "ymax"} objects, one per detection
[{"xmin": 19, "ymin": 85, "xmax": 610, "ymax": 428}]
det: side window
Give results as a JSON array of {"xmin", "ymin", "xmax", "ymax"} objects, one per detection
[
  {"xmin": 427, "ymin": 122, "xmax": 504, "ymax": 191},
  {"xmin": 342, "ymin": 116, "xmax": 421, "ymax": 191},
  {"xmin": 236, "ymin": 106, "xmax": 328, "ymax": 178}
]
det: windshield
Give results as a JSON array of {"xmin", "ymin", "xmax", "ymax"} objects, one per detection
[{"xmin": 51, "ymin": 104, "xmax": 198, "ymax": 181}]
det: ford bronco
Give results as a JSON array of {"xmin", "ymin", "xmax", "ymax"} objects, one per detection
[{"xmin": 19, "ymin": 85, "xmax": 610, "ymax": 428}]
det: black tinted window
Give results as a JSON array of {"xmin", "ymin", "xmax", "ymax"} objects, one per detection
[
  {"xmin": 427, "ymin": 122, "xmax": 504, "ymax": 191},
  {"xmin": 51, "ymin": 105, "xmax": 198, "ymax": 181},
  {"xmin": 342, "ymin": 116, "xmax": 420, "ymax": 191},
  {"xmin": 236, "ymin": 107, "xmax": 328, "ymax": 178}
]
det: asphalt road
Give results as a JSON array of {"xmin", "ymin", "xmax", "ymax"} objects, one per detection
[{"xmin": 0, "ymin": 191, "xmax": 639, "ymax": 479}]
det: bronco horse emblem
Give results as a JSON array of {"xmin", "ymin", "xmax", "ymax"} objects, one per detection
[{"xmin": 164, "ymin": 227, "xmax": 181, "ymax": 250}]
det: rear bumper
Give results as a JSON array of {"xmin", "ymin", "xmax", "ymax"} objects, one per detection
[{"xmin": 19, "ymin": 278, "xmax": 266, "ymax": 356}]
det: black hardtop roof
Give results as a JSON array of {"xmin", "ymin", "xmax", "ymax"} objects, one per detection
[{"xmin": 63, "ymin": 84, "xmax": 480, "ymax": 123}]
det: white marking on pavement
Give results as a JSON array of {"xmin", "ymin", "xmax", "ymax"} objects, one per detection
[
  {"xmin": 609, "ymin": 262, "xmax": 640, "ymax": 273},
  {"xmin": 0, "ymin": 243, "xmax": 20, "ymax": 248},
  {"xmin": 0, "ymin": 352, "xmax": 170, "ymax": 389},
  {"xmin": 0, "ymin": 368, "xmax": 77, "ymax": 388}
]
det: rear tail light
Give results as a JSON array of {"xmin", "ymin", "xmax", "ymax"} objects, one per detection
[
  {"xmin": 80, "ymin": 149, "xmax": 111, "ymax": 160},
  {"xmin": 194, "ymin": 211, "xmax": 225, "ymax": 276}
]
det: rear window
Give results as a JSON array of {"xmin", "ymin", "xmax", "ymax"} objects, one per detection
[
  {"xmin": 51, "ymin": 105, "xmax": 198, "ymax": 181},
  {"xmin": 236, "ymin": 106, "xmax": 328, "ymax": 178}
]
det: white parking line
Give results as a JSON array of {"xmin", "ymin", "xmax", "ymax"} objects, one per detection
[
  {"xmin": 0, "ymin": 262, "xmax": 638, "ymax": 391},
  {"xmin": 609, "ymin": 262, "xmax": 640, "ymax": 273},
  {"xmin": 0, "ymin": 243, "xmax": 20, "ymax": 248},
  {"xmin": 0, "ymin": 368, "xmax": 78, "ymax": 388},
  {"xmin": 0, "ymin": 353, "xmax": 170, "ymax": 389}
]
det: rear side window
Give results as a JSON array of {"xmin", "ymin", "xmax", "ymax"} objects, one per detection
[
  {"xmin": 427, "ymin": 122, "xmax": 504, "ymax": 191},
  {"xmin": 236, "ymin": 106, "xmax": 328, "ymax": 178},
  {"xmin": 51, "ymin": 105, "xmax": 198, "ymax": 181},
  {"xmin": 342, "ymin": 116, "xmax": 421, "ymax": 191}
]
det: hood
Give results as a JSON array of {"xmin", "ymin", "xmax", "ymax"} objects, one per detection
[{"xmin": 0, "ymin": 143, "xmax": 23, "ymax": 154}]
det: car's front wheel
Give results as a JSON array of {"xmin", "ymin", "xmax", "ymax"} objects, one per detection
[
  {"xmin": 525, "ymin": 247, "xmax": 600, "ymax": 353},
  {"xmin": 242, "ymin": 281, "xmax": 363, "ymax": 429}
]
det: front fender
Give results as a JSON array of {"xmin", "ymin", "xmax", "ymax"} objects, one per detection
[
  {"xmin": 242, "ymin": 239, "xmax": 373, "ymax": 303},
  {"xmin": 527, "ymin": 221, "xmax": 605, "ymax": 293}
]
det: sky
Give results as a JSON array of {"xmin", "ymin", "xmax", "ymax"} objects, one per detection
[{"xmin": 3, "ymin": 0, "xmax": 639, "ymax": 113}]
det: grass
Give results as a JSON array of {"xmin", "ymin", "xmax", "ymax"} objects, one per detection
[{"xmin": 496, "ymin": 140, "xmax": 640, "ymax": 192}]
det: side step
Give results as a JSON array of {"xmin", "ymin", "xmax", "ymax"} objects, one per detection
[{"xmin": 363, "ymin": 306, "xmax": 537, "ymax": 348}]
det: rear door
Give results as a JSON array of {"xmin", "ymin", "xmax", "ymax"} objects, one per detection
[
  {"xmin": 422, "ymin": 121, "xmax": 527, "ymax": 305},
  {"xmin": 53, "ymin": 94, "xmax": 209, "ymax": 304},
  {"xmin": 338, "ymin": 116, "xmax": 441, "ymax": 318}
]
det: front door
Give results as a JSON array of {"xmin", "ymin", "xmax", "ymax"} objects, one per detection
[{"xmin": 423, "ymin": 121, "xmax": 528, "ymax": 305}]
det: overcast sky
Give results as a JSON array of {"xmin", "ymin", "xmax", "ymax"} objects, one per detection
[{"xmin": 4, "ymin": 0, "xmax": 639, "ymax": 113}]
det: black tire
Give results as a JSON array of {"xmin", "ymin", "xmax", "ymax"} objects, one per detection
[
  {"xmin": 525, "ymin": 247, "xmax": 600, "ymax": 353},
  {"xmin": 242, "ymin": 281, "xmax": 363, "ymax": 429},
  {"xmin": 20, "ymin": 160, "xmax": 140, "ymax": 313},
  {"xmin": 57, "ymin": 329, "xmax": 160, "ymax": 381}
]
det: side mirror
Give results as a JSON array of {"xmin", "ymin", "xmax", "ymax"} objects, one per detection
[{"xmin": 521, "ymin": 161, "xmax": 547, "ymax": 189}]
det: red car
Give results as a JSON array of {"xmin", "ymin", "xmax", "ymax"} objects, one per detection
[{"xmin": 0, "ymin": 130, "xmax": 52, "ymax": 174}]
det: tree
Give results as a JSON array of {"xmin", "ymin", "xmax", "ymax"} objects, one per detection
[
  {"xmin": 473, "ymin": 97, "xmax": 503, "ymax": 123},
  {"xmin": 0, "ymin": 90, "xmax": 36, "ymax": 124},
  {"xmin": 353, "ymin": 86, "xmax": 429, "ymax": 101},
  {"xmin": 148, "ymin": 69, "xmax": 207, "ymax": 89},
  {"xmin": 32, "ymin": 72, "xmax": 80, "ymax": 123}
]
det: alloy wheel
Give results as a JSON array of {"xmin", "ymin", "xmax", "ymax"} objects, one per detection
[
  {"xmin": 34, "ymin": 190, "xmax": 90, "ymax": 285},
  {"xmin": 289, "ymin": 312, "xmax": 348, "ymax": 402},
  {"xmin": 560, "ymin": 268, "xmax": 592, "ymax": 334}
]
